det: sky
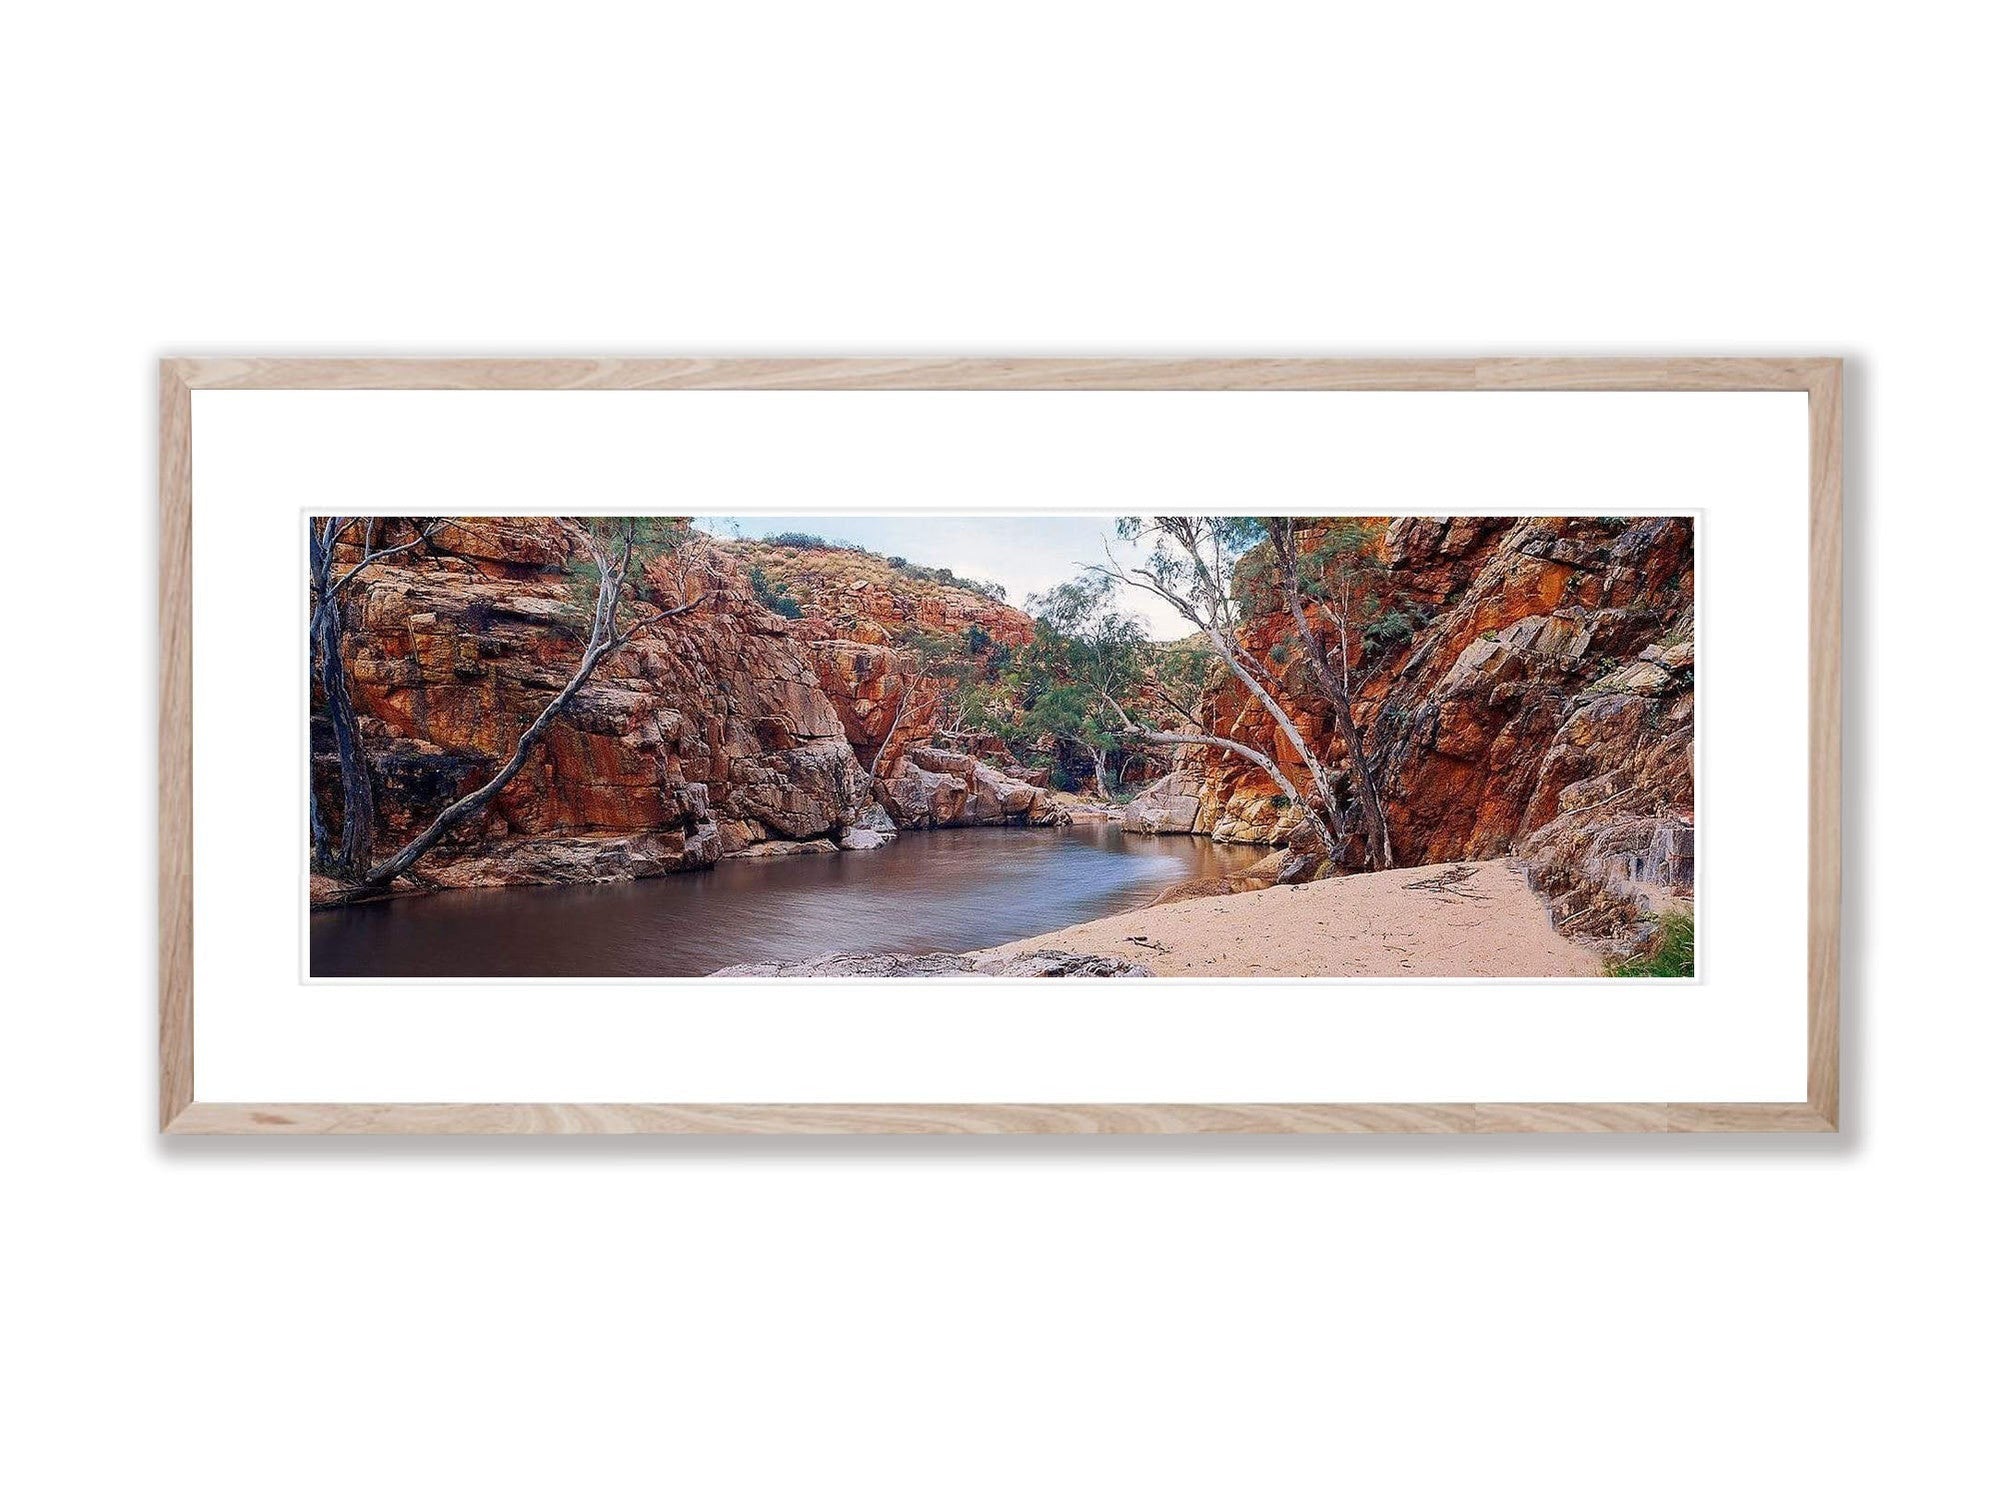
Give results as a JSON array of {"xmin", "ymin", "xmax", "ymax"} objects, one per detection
[{"xmin": 694, "ymin": 515, "xmax": 1190, "ymax": 639}]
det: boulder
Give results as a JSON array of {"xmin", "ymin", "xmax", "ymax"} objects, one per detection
[
  {"xmin": 725, "ymin": 838, "xmax": 839, "ymax": 858},
  {"xmin": 971, "ymin": 949, "xmax": 1155, "ymax": 977},
  {"xmin": 1520, "ymin": 812, "xmax": 1694, "ymax": 949},
  {"xmin": 1120, "ymin": 769, "xmax": 1205, "ymax": 834},
  {"xmin": 877, "ymin": 763, "xmax": 964, "ymax": 826},
  {"xmin": 712, "ymin": 953, "xmax": 978, "ymax": 977},
  {"xmin": 849, "ymin": 801, "xmax": 898, "ymax": 834},
  {"xmin": 402, "ymin": 830, "xmax": 720, "ymax": 894},
  {"xmin": 878, "ymin": 747, "xmax": 1069, "ymax": 829}
]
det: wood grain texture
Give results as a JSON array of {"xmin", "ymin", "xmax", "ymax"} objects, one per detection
[
  {"xmin": 1806, "ymin": 361, "xmax": 1843, "ymax": 1127},
  {"xmin": 171, "ymin": 355, "xmax": 1840, "ymax": 393},
  {"xmin": 176, "ymin": 356, "xmax": 1485, "ymax": 391},
  {"xmin": 1473, "ymin": 1104, "xmax": 1669, "ymax": 1133},
  {"xmin": 165, "ymin": 1101, "xmax": 1836, "ymax": 1135},
  {"xmin": 159, "ymin": 362, "xmax": 193, "ymax": 1130},
  {"xmin": 168, "ymin": 1102, "xmax": 1480, "ymax": 1135},
  {"xmin": 1666, "ymin": 1103, "xmax": 1836, "ymax": 1133},
  {"xmin": 158, "ymin": 356, "xmax": 1842, "ymax": 1135},
  {"xmin": 1472, "ymin": 356, "xmax": 1838, "ymax": 391}
]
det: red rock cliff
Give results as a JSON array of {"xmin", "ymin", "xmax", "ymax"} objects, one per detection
[
  {"xmin": 1129, "ymin": 517, "xmax": 1694, "ymax": 945},
  {"xmin": 736, "ymin": 541, "xmax": 1034, "ymax": 772},
  {"xmin": 312, "ymin": 520, "xmax": 1056, "ymax": 898}
]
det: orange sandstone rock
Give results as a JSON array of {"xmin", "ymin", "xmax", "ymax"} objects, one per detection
[
  {"xmin": 312, "ymin": 520, "xmax": 1051, "ymax": 897},
  {"xmin": 1154, "ymin": 517, "xmax": 1694, "ymax": 947}
]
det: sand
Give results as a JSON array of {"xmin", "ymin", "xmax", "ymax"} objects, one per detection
[{"xmin": 973, "ymin": 859, "xmax": 1603, "ymax": 978}]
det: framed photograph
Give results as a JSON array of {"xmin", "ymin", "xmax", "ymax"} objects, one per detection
[{"xmin": 159, "ymin": 357, "xmax": 1839, "ymax": 1134}]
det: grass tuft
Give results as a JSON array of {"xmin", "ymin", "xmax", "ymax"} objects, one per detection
[{"xmin": 1608, "ymin": 910, "xmax": 1695, "ymax": 978}]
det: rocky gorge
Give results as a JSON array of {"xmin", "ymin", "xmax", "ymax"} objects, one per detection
[
  {"xmin": 1118, "ymin": 516, "xmax": 1694, "ymax": 951},
  {"xmin": 310, "ymin": 514, "xmax": 1693, "ymax": 970},
  {"xmin": 310, "ymin": 519, "xmax": 1065, "ymax": 905}
]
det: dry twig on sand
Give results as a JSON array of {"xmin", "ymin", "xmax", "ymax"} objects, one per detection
[{"xmin": 1402, "ymin": 864, "xmax": 1490, "ymax": 901}]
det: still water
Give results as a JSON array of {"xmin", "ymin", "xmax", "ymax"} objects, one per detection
[{"xmin": 310, "ymin": 824, "xmax": 1264, "ymax": 978}]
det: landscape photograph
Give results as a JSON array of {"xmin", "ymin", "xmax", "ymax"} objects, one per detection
[{"xmin": 307, "ymin": 514, "xmax": 1695, "ymax": 980}]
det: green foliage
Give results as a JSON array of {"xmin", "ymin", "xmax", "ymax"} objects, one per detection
[
  {"xmin": 1147, "ymin": 636, "xmax": 1216, "ymax": 723},
  {"xmin": 891, "ymin": 628, "xmax": 986, "ymax": 707},
  {"xmin": 1363, "ymin": 608, "xmax": 1420, "ymax": 651},
  {"xmin": 965, "ymin": 623, "xmax": 994, "ymax": 656},
  {"xmin": 1019, "ymin": 683, "xmax": 1104, "ymax": 745},
  {"xmin": 561, "ymin": 517, "xmax": 695, "ymax": 623},
  {"xmin": 567, "ymin": 516, "xmax": 694, "ymax": 581},
  {"xmin": 1608, "ymin": 911, "xmax": 1696, "ymax": 978},
  {"xmin": 1115, "ymin": 516, "xmax": 1259, "ymax": 609},
  {"xmin": 749, "ymin": 565, "xmax": 805, "ymax": 619},
  {"xmin": 948, "ymin": 572, "xmax": 1158, "ymax": 788},
  {"xmin": 1260, "ymin": 519, "xmax": 1386, "ymax": 615},
  {"xmin": 576, "ymin": 515, "xmax": 692, "ymax": 554},
  {"xmin": 764, "ymin": 531, "xmax": 839, "ymax": 550}
]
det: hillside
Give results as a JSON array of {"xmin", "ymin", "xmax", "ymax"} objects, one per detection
[{"xmin": 728, "ymin": 537, "xmax": 1035, "ymax": 773}]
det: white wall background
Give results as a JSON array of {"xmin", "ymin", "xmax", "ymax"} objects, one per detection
[{"xmin": 2, "ymin": 4, "xmax": 1986, "ymax": 1495}]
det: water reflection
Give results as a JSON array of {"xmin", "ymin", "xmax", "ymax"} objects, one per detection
[{"xmin": 310, "ymin": 824, "xmax": 1264, "ymax": 978}]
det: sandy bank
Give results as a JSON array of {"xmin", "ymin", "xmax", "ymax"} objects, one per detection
[{"xmin": 972, "ymin": 859, "xmax": 1603, "ymax": 978}]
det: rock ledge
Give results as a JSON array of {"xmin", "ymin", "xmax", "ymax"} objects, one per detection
[{"xmin": 710, "ymin": 949, "xmax": 1154, "ymax": 978}]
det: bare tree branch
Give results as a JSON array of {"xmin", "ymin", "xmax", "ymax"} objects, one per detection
[
  {"xmin": 1266, "ymin": 517, "xmax": 1394, "ymax": 869},
  {"xmin": 864, "ymin": 664, "xmax": 942, "ymax": 783},
  {"xmin": 320, "ymin": 518, "xmax": 453, "ymax": 615},
  {"xmin": 1089, "ymin": 518, "xmax": 1369, "ymax": 861},
  {"xmin": 360, "ymin": 520, "xmax": 705, "ymax": 887}
]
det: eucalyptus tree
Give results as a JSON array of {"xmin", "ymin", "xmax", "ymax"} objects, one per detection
[
  {"xmin": 360, "ymin": 518, "xmax": 707, "ymax": 887},
  {"xmin": 1090, "ymin": 515, "xmax": 1395, "ymax": 869},
  {"xmin": 308, "ymin": 517, "xmax": 450, "ymax": 876},
  {"xmin": 1016, "ymin": 576, "xmax": 1147, "ymax": 796},
  {"xmin": 309, "ymin": 517, "xmax": 707, "ymax": 888},
  {"xmin": 1255, "ymin": 517, "xmax": 1394, "ymax": 869}
]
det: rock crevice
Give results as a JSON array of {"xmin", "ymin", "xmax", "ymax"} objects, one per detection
[{"xmin": 1150, "ymin": 517, "xmax": 1694, "ymax": 948}]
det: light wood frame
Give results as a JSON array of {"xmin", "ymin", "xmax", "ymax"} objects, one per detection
[{"xmin": 159, "ymin": 357, "xmax": 1841, "ymax": 1135}]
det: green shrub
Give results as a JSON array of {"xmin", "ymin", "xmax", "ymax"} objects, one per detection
[
  {"xmin": 1608, "ymin": 911, "xmax": 1695, "ymax": 978},
  {"xmin": 1363, "ymin": 609, "xmax": 1419, "ymax": 651},
  {"xmin": 749, "ymin": 565, "xmax": 804, "ymax": 619}
]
